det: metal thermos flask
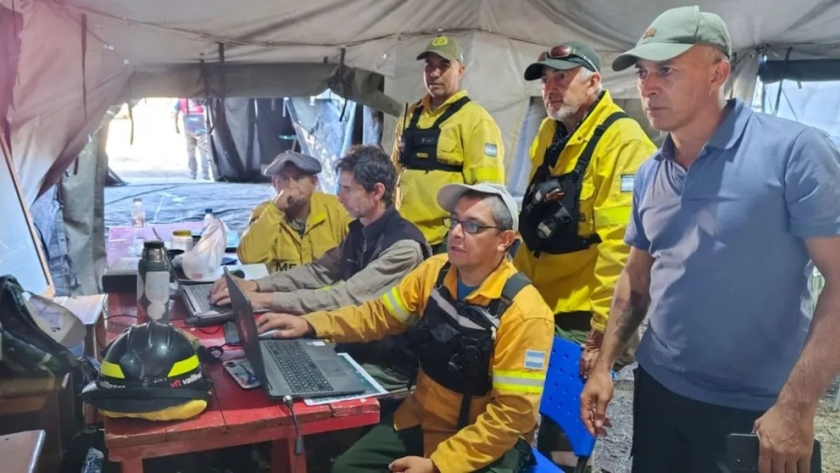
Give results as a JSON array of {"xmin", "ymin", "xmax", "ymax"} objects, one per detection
[{"xmin": 137, "ymin": 240, "xmax": 171, "ymax": 324}]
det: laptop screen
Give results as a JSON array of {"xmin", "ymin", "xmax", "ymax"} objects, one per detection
[{"xmin": 225, "ymin": 269, "xmax": 268, "ymax": 386}]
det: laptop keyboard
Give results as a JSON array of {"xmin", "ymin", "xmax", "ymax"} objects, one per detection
[
  {"xmin": 185, "ymin": 284, "xmax": 213, "ymax": 312},
  {"xmin": 265, "ymin": 342, "xmax": 335, "ymax": 394}
]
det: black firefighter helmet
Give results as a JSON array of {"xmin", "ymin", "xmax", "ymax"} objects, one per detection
[{"xmin": 80, "ymin": 321, "xmax": 212, "ymax": 421}]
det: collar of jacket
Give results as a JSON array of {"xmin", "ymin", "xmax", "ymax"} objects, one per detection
[
  {"xmin": 347, "ymin": 205, "xmax": 398, "ymax": 243},
  {"xmin": 280, "ymin": 192, "xmax": 330, "ymax": 231},
  {"xmin": 443, "ymin": 256, "xmax": 518, "ymax": 306},
  {"xmin": 418, "ymin": 89, "xmax": 469, "ymax": 114}
]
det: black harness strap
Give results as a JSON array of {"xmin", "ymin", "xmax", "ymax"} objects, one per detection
[
  {"xmin": 408, "ymin": 96, "xmax": 472, "ymax": 129},
  {"xmin": 570, "ymin": 111, "xmax": 629, "ymax": 180}
]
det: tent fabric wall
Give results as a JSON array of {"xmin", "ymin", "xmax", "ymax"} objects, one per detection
[
  {"xmin": 0, "ymin": 4, "xmax": 21, "ymax": 138},
  {"xmin": 210, "ymin": 97, "xmax": 299, "ymax": 181},
  {"xmin": 9, "ymin": 0, "xmax": 840, "ymax": 204},
  {"xmin": 760, "ymin": 59, "xmax": 840, "ymax": 83},
  {"xmin": 6, "ymin": 0, "xmax": 840, "ymax": 297},
  {"xmin": 6, "ymin": 0, "xmax": 130, "ymax": 205},
  {"xmin": 211, "ymin": 97, "xmax": 253, "ymax": 180}
]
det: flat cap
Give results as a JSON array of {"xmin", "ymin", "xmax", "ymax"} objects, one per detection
[{"xmin": 263, "ymin": 151, "xmax": 322, "ymax": 176}]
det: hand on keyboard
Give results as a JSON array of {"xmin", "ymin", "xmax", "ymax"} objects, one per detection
[
  {"xmin": 209, "ymin": 275, "xmax": 258, "ymax": 306},
  {"xmin": 256, "ymin": 312, "xmax": 313, "ymax": 339}
]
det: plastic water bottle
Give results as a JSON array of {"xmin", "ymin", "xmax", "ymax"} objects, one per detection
[
  {"xmin": 131, "ymin": 198, "xmax": 146, "ymax": 227},
  {"xmin": 203, "ymin": 208, "xmax": 214, "ymax": 228},
  {"xmin": 137, "ymin": 240, "xmax": 171, "ymax": 324}
]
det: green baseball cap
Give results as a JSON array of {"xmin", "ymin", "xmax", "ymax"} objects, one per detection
[
  {"xmin": 416, "ymin": 35, "xmax": 464, "ymax": 63},
  {"xmin": 524, "ymin": 41, "xmax": 601, "ymax": 81},
  {"xmin": 612, "ymin": 6, "xmax": 731, "ymax": 71}
]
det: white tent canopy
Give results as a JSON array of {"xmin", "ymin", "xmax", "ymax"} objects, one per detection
[{"xmin": 5, "ymin": 0, "xmax": 840, "ymax": 205}]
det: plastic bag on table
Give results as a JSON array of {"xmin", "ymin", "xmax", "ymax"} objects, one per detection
[{"xmin": 180, "ymin": 217, "xmax": 227, "ymax": 281}]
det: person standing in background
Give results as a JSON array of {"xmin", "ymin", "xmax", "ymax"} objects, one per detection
[
  {"xmin": 391, "ymin": 35, "xmax": 506, "ymax": 254},
  {"xmin": 174, "ymin": 98, "xmax": 213, "ymax": 180}
]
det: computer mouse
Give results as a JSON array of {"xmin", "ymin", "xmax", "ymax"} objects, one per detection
[
  {"xmin": 230, "ymin": 269, "xmax": 245, "ymax": 278},
  {"xmin": 257, "ymin": 329, "xmax": 278, "ymax": 340}
]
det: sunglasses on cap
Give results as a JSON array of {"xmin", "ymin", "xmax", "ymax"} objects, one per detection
[{"xmin": 538, "ymin": 44, "xmax": 598, "ymax": 72}]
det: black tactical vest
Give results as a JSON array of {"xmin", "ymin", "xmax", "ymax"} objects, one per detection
[
  {"xmin": 403, "ymin": 262, "xmax": 530, "ymax": 428},
  {"xmin": 398, "ymin": 97, "xmax": 471, "ymax": 173},
  {"xmin": 519, "ymin": 111, "xmax": 629, "ymax": 258}
]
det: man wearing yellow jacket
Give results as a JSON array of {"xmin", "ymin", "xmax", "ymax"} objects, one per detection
[
  {"xmin": 237, "ymin": 151, "xmax": 352, "ymax": 272},
  {"xmin": 259, "ymin": 183, "xmax": 554, "ymax": 473},
  {"xmin": 392, "ymin": 35, "xmax": 506, "ymax": 253},
  {"xmin": 512, "ymin": 41, "xmax": 656, "ymax": 470}
]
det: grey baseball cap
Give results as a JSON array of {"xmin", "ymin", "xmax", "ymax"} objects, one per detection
[
  {"xmin": 612, "ymin": 5, "xmax": 732, "ymax": 71},
  {"xmin": 437, "ymin": 183, "xmax": 519, "ymax": 232},
  {"xmin": 416, "ymin": 35, "xmax": 465, "ymax": 63},
  {"xmin": 263, "ymin": 151, "xmax": 322, "ymax": 176},
  {"xmin": 524, "ymin": 41, "xmax": 601, "ymax": 81}
]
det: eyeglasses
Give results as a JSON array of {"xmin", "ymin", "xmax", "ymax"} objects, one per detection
[
  {"xmin": 443, "ymin": 217, "xmax": 500, "ymax": 235},
  {"xmin": 538, "ymin": 44, "xmax": 598, "ymax": 72}
]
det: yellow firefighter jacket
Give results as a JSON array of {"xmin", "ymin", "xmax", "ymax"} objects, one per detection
[
  {"xmin": 237, "ymin": 191, "xmax": 351, "ymax": 273},
  {"xmin": 513, "ymin": 91, "xmax": 656, "ymax": 332},
  {"xmin": 304, "ymin": 254, "xmax": 554, "ymax": 473}
]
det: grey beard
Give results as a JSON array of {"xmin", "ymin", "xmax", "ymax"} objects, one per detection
[{"xmin": 547, "ymin": 104, "xmax": 578, "ymax": 127}]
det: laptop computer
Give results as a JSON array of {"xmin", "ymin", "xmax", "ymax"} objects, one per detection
[
  {"xmin": 180, "ymin": 283, "xmax": 235, "ymax": 326},
  {"xmin": 181, "ymin": 269, "xmax": 268, "ymax": 327},
  {"xmin": 225, "ymin": 267, "xmax": 367, "ymax": 399}
]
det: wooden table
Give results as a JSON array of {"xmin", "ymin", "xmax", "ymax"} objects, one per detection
[
  {"xmin": 100, "ymin": 223, "xmax": 380, "ymax": 473},
  {"xmin": 0, "ymin": 375, "xmax": 74, "ymax": 472},
  {"xmin": 0, "ymin": 430, "xmax": 46, "ymax": 473}
]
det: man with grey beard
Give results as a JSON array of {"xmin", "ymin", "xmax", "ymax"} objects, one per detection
[{"xmin": 513, "ymin": 41, "xmax": 656, "ymax": 471}]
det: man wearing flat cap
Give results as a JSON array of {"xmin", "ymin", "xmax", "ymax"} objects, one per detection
[
  {"xmin": 391, "ymin": 34, "xmax": 506, "ymax": 254},
  {"xmin": 511, "ymin": 40, "xmax": 656, "ymax": 471},
  {"xmin": 581, "ymin": 6, "xmax": 840, "ymax": 473},
  {"xmin": 237, "ymin": 150, "xmax": 351, "ymax": 273}
]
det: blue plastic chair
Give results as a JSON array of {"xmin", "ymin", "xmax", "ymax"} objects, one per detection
[{"xmin": 523, "ymin": 336, "xmax": 603, "ymax": 473}]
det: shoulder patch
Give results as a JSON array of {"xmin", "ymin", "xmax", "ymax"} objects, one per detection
[
  {"xmin": 524, "ymin": 349, "xmax": 546, "ymax": 370},
  {"xmin": 484, "ymin": 143, "xmax": 498, "ymax": 158},
  {"xmin": 620, "ymin": 174, "xmax": 635, "ymax": 193}
]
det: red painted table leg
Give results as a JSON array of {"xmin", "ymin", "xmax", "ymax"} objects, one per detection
[
  {"xmin": 121, "ymin": 459, "xmax": 144, "ymax": 473},
  {"xmin": 272, "ymin": 436, "xmax": 307, "ymax": 473}
]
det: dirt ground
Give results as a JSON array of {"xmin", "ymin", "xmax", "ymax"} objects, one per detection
[
  {"xmin": 104, "ymin": 98, "xmax": 840, "ymax": 473},
  {"xmin": 592, "ymin": 368, "xmax": 840, "ymax": 473}
]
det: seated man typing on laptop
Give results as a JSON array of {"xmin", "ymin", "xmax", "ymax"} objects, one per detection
[
  {"xmin": 256, "ymin": 183, "xmax": 554, "ymax": 473},
  {"xmin": 211, "ymin": 145, "xmax": 432, "ymax": 390}
]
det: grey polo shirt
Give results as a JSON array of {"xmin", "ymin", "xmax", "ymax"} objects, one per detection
[{"xmin": 626, "ymin": 98, "xmax": 840, "ymax": 411}]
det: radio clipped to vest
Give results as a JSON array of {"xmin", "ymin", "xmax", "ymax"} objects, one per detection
[
  {"xmin": 519, "ymin": 112, "xmax": 629, "ymax": 258},
  {"xmin": 398, "ymin": 97, "xmax": 471, "ymax": 173},
  {"xmin": 404, "ymin": 262, "xmax": 530, "ymax": 428}
]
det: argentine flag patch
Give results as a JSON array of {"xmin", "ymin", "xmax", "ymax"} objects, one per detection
[
  {"xmin": 484, "ymin": 143, "xmax": 498, "ymax": 158},
  {"xmin": 620, "ymin": 174, "xmax": 635, "ymax": 193},
  {"xmin": 524, "ymin": 350, "xmax": 546, "ymax": 370}
]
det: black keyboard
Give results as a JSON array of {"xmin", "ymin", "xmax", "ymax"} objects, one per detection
[{"xmin": 265, "ymin": 342, "xmax": 335, "ymax": 394}]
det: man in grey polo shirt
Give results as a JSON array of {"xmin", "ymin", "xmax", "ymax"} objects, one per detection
[{"xmin": 580, "ymin": 6, "xmax": 840, "ymax": 473}]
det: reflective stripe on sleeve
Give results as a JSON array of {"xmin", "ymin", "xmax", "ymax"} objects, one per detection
[
  {"xmin": 492, "ymin": 369, "xmax": 546, "ymax": 394},
  {"xmin": 380, "ymin": 287, "xmax": 418, "ymax": 326}
]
